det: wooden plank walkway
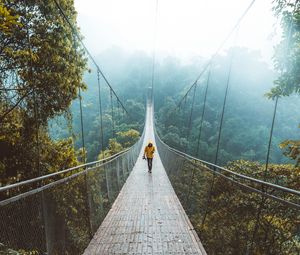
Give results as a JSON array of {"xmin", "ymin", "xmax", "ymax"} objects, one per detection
[{"xmin": 83, "ymin": 105, "xmax": 206, "ymax": 255}]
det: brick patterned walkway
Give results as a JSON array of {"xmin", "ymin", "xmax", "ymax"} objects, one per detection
[{"xmin": 83, "ymin": 106, "xmax": 206, "ymax": 255}]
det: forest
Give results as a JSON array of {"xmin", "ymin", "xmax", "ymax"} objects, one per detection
[
  {"xmin": 1, "ymin": 0, "xmax": 299, "ymax": 185},
  {"xmin": 59, "ymin": 46, "xmax": 300, "ymax": 166},
  {"xmin": 0, "ymin": 0, "xmax": 299, "ymax": 254}
]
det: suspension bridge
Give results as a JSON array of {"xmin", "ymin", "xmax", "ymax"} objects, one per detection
[
  {"xmin": 1, "ymin": 0, "xmax": 300, "ymax": 254},
  {"xmin": 83, "ymin": 102, "xmax": 206, "ymax": 254},
  {"xmin": 0, "ymin": 95, "xmax": 299, "ymax": 254}
]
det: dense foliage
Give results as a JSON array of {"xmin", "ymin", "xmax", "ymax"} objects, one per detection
[
  {"xmin": 0, "ymin": 3, "xmax": 144, "ymax": 253},
  {"xmin": 153, "ymin": 2, "xmax": 300, "ymax": 253},
  {"xmin": 155, "ymin": 47, "xmax": 300, "ymax": 166},
  {"xmin": 0, "ymin": 0, "xmax": 299, "ymax": 254},
  {"xmin": 165, "ymin": 156, "xmax": 300, "ymax": 254},
  {"xmin": 270, "ymin": 0, "xmax": 300, "ymax": 97},
  {"xmin": 268, "ymin": 0, "xmax": 300, "ymax": 166},
  {"xmin": 0, "ymin": 0, "xmax": 86, "ymax": 185}
]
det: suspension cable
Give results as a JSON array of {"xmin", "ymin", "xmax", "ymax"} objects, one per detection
[
  {"xmin": 53, "ymin": 0, "xmax": 130, "ymax": 117},
  {"xmin": 174, "ymin": 0, "xmax": 256, "ymax": 112}
]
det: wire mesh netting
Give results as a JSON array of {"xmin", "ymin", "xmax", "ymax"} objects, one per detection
[
  {"xmin": 0, "ymin": 132, "xmax": 144, "ymax": 255},
  {"xmin": 155, "ymin": 131, "xmax": 300, "ymax": 255}
]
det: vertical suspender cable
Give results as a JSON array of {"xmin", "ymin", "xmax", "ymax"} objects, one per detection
[
  {"xmin": 70, "ymin": 26, "xmax": 86, "ymax": 163},
  {"xmin": 78, "ymin": 87, "xmax": 86, "ymax": 163},
  {"xmin": 264, "ymin": 96, "xmax": 279, "ymax": 180},
  {"xmin": 184, "ymin": 83, "xmax": 197, "ymax": 153},
  {"xmin": 26, "ymin": 4, "xmax": 52, "ymax": 250},
  {"xmin": 97, "ymin": 70, "xmax": 104, "ymax": 158},
  {"xmin": 179, "ymin": 95, "xmax": 188, "ymax": 139},
  {"xmin": 78, "ymin": 74, "xmax": 91, "ymax": 236},
  {"xmin": 264, "ymin": 1, "xmax": 298, "ymax": 171},
  {"xmin": 33, "ymin": 94, "xmax": 41, "ymax": 176},
  {"xmin": 246, "ymin": 4, "xmax": 300, "ymax": 252},
  {"xmin": 195, "ymin": 65, "xmax": 211, "ymax": 158},
  {"xmin": 184, "ymin": 84, "xmax": 199, "ymax": 205},
  {"xmin": 110, "ymin": 89, "xmax": 115, "ymax": 138},
  {"xmin": 247, "ymin": 3, "xmax": 298, "ymax": 252},
  {"xmin": 26, "ymin": 5, "xmax": 41, "ymax": 177},
  {"xmin": 117, "ymin": 100, "xmax": 120, "ymax": 125},
  {"xmin": 246, "ymin": 96, "xmax": 279, "ymax": 255},
  {"xmin": 186, "ymin": 68, "xmax": 212, "ymax": 205},
  {"xmin": 214, "ymin": 46, "xmax": 235, "ymax": 165}
]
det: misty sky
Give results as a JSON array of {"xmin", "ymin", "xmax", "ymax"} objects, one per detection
[{"xmin": 74, "ymin": 0, "xmax": 280, "ymax": 62}]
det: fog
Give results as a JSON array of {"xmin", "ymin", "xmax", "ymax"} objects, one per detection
[
  {"xmin": 69, "ymin": 0, "xmax": 300, "ymax": 165},
  {"xmin": 75, "ymin": 0, "xmax": 279, "ymax": 64}
]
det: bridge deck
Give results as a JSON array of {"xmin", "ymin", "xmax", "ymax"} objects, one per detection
[{"xmin": 83, "ymin": 106, "xmax": 206, "ymax": 255}]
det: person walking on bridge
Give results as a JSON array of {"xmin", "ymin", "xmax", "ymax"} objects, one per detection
[{"xmin": 143, "ymin": 141, "xmax": 155, "ymax": 173}]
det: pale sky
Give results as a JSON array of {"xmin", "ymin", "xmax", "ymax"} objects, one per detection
[{"xmin": 74, "ymin": 0, "xmax": 280, "ymax": 62}]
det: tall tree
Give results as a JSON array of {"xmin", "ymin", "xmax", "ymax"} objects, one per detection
[
  {"xmin": 0, "ymin": 0, "xmax": 87, "ymax": 183},
  {"xmin": 268, "ymin": 0, "xmax": 300, "ymax": 166},
  {"xmin": 269, "ymin": 0, "xmax": 300, "ymax": 97}
]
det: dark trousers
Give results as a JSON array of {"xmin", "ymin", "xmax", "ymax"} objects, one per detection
[{"xmin": 147, "ymin": 158, "xmax": 153, "ymax": 171}]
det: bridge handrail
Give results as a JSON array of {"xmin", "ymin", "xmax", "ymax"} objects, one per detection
[
  {"xmin": 155, "ymin": 127, "xmax": 300, "ymax": 197},
  {"xmin": 0, "ymin": 142, "xmax": 141, "ymax": 206},
  {"xmin": 0, "ymin": 97, "xmax": 147, "ymax": 195},
  {"xmin": 0, "ymin": 113, "xmax": 146, "ymax": 206},
  {"xmin": 0, "ymin": 148, "xmax": 131, "ymax": 193}
]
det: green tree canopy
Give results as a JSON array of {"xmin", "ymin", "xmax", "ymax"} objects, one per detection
[
  {"xmin": 0, "ymin": 0, "xmax": 86, "ymax": 183},
  {"xmin": 268, "ymin": 0, "xmax": 300, "ymax": 97}
]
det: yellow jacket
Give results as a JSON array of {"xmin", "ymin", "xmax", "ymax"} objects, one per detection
[{"xmin": 144, "ymin": 144, "xmax": 155, "ymax": 158}]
